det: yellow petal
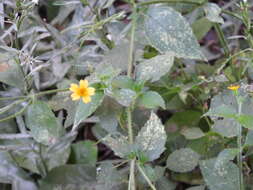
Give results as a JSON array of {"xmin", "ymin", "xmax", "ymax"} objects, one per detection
[
  {"xmin": 69, "ymin": 84, "xmax": 79, "ymax": 92},
  {"xmin": 71, "ymin": 93, "xmax": 80, "ymax": 100},
  {"xmin": 79, "ymin": 80, "xmax": 88, "ymax": 88},
  {"xmin": 227, "ymin": 85, "xmax": 240, "ymax": 91},
  {"xmin": 82, "ymin": 96, "xmax": 91, "ymax": 103},
  {"xmin": 87, "ymin": 87, "xmax": 95, "ymax": 96}
]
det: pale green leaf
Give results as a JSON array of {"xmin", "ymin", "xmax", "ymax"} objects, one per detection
[
  {"xmin": 135, "ymin": 112, "xmax": 167, "ymax": 161},
  {"xmin": 144, "ymin": 6, "xmax": 206, "ymax": 60},
  {"xmin": 136, "ymin": 54, "xmax": 174, "ymax": 82},
  {"xmin": 26, "ymin": 101, "xmax": 65, "ymax": 145},
  {"xmin": 204, "ymin": 3, "xmax": 224, "ymax": 24},
  {"xmin": 137, "ymin": 91, "xmax": 165, "ymax": 109},
  {"xmin": 181, "ymin": 127, "xmax": 205, "ymax": 140},
  {"xmin": 166, "ymin": 148, "xmax": 200, "ymax": 173}
]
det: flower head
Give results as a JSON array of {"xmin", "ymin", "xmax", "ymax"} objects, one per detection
[
  {"xmin": 227, "ymin": 85, "xmax": 240, "ymax": 91},
  {"xmin": 69, "ymin": 80, "xmax": 95, "ymax": 103}
]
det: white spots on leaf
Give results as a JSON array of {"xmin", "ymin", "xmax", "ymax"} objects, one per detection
[{"xmin": 135, "ymin": 112, "xmax": 167, "ymax": 161}]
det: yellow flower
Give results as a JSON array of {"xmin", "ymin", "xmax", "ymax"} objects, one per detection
[
  {"xmin": 227, "ymin": 85, "xmax": 240, "ymax": 91},
  {"xmin": 69, "ymin": 80, "xmax": 95, "ymax": 103}
]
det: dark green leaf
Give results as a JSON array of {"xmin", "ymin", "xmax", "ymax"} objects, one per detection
[{"xmin": 70, "ymin": 141, "xmax": 97, "ymax": 166}]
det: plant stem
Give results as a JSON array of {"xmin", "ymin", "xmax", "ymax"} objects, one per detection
[
  {"xmin": 0, "ymin": 134, "xmax": 31, "ymax": 139},
  {"xmin": 237, "ymin": 100, "xmax": 244, "ymax": 190},
  {"xmin": 138, "ymin": 0, "xmax": 205, "ymax": 6},
  {"xmin": 0, "ymin": 88, "xmax": 69, "ymax": 101},
  {"xmin": 214, "ymin": 23, "xmax": 230, "ymax": 57},
  {"xmin": 127, "ymin": 1, "xmax": 137, "ymax": 190},
  {"xmin": 128, "ymin": 159, "xmax": 136, "ymax": 190},
  {"xmin": 137, "ymin": 164, "xmax": 157, "ymax": 190}
]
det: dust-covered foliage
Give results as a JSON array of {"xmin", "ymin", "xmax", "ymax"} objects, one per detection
[{"xmin": 0, "ymin": 0, "xmax": 253, "ymax": 189}]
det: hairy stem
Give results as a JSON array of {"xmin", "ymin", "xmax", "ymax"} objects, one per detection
[
  {"xmin": 127, "ymin": 2, "xmax": 137, "ymax": 190},
  {"xmin": 138, "ymin": 0, "xmax": 205, "ymax": 6},
  {"xmin": 214, "ymin": 23, "xmax": 230, "ymax": 57},
  {"xmin": 237, "ymin": 101, "xmax": 244, "ymax": 190}
]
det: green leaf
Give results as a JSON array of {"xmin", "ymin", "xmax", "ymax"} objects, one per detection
[
  {"xmin": 137, "ymin": 91, "xmax": 165, "ymax": 109},
  {"xmin": 112, "ymin": 76, "xmax": 135, "ymax": 89},
  {"xmin": 135, "ymin": 112, "xmax": 167, "ymax": 161},
  {"xmin": 136, "ymin": 54, "xmax": 174, "ymax": 82},
  {"xmin": 200, "ymin": 159, "xmax": 239, "ymax": 190},
  {"xmin": 204, "ymin": 3, "xmax": 224, "ymax": 24},
  {"xmin": 166, "ymin": 148, "xmax": 200, "ymax": 173},
  {"xmin": 192, "ymin": 17, "xmax": 213, "ymax": 40},
  {"xmin": 109, "ymin": 88, "xmax": 136, "ymax": 107},
  {"xmin": 181, "ymin": 127, "xmax": 205, "ymax": 140},
  {"xmin": 236, "ymin": 114, "xmax": 253, "ymax": 129},
  {"xmin": 212, "ymin": 118, "xmax": 239, "ymax": 138},
  {"xmin": 74, "ymin": 91, "xmax": 104, "ymax": 127},
  {"xmin": 103, "ymin": 133, "xmax": 132, "ymax": 158},
  {"xmin": 26, "ymin": 101, "xmax": 65, "ymax": 145},
  {"xmin": 70, "ymin": 141, "xmax": 97, "ymax": 166},
  {"xmin": 40, "ymin": 165, "xmax": 96, "ymax": 187},
  {"xmin": 144, "ymin": 6, "xmax": 206, "ymax": 60}
]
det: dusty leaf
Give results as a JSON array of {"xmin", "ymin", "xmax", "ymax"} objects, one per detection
[
  {"xmin": 212, "ymin": 118, "xmax": 239, "ymax": 138},
  {"xmin": 136, "ymin": 53, "xmax": 174, "ymax": 82},
  {"xmin": 144, "ymin": 6, "xmax": 206, "ymax": 60},
  {"xmin": 200, "ymin": 159, "xmax": 240, "ymax": 190},
  {"xmin": 166, "ymin": 148, "xmax": 200, "ymax": 173},
  {"xmin": 204, "ymin": 3, "xmax": 224, "ymax": 24},
  {"xmin": 26, "ymin": 101, "xmax": 65, "ymax": 145},
  {"xmin": 181, "ymin": 127, "xmax": 205, "ymax": 140},
  {"xmin": 135, "ymin": 112, "xmax": 167, "ymax": 161},
  {"xmin": 103, "ymin": 133, "xmax": 131, "ymax": 158}
]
